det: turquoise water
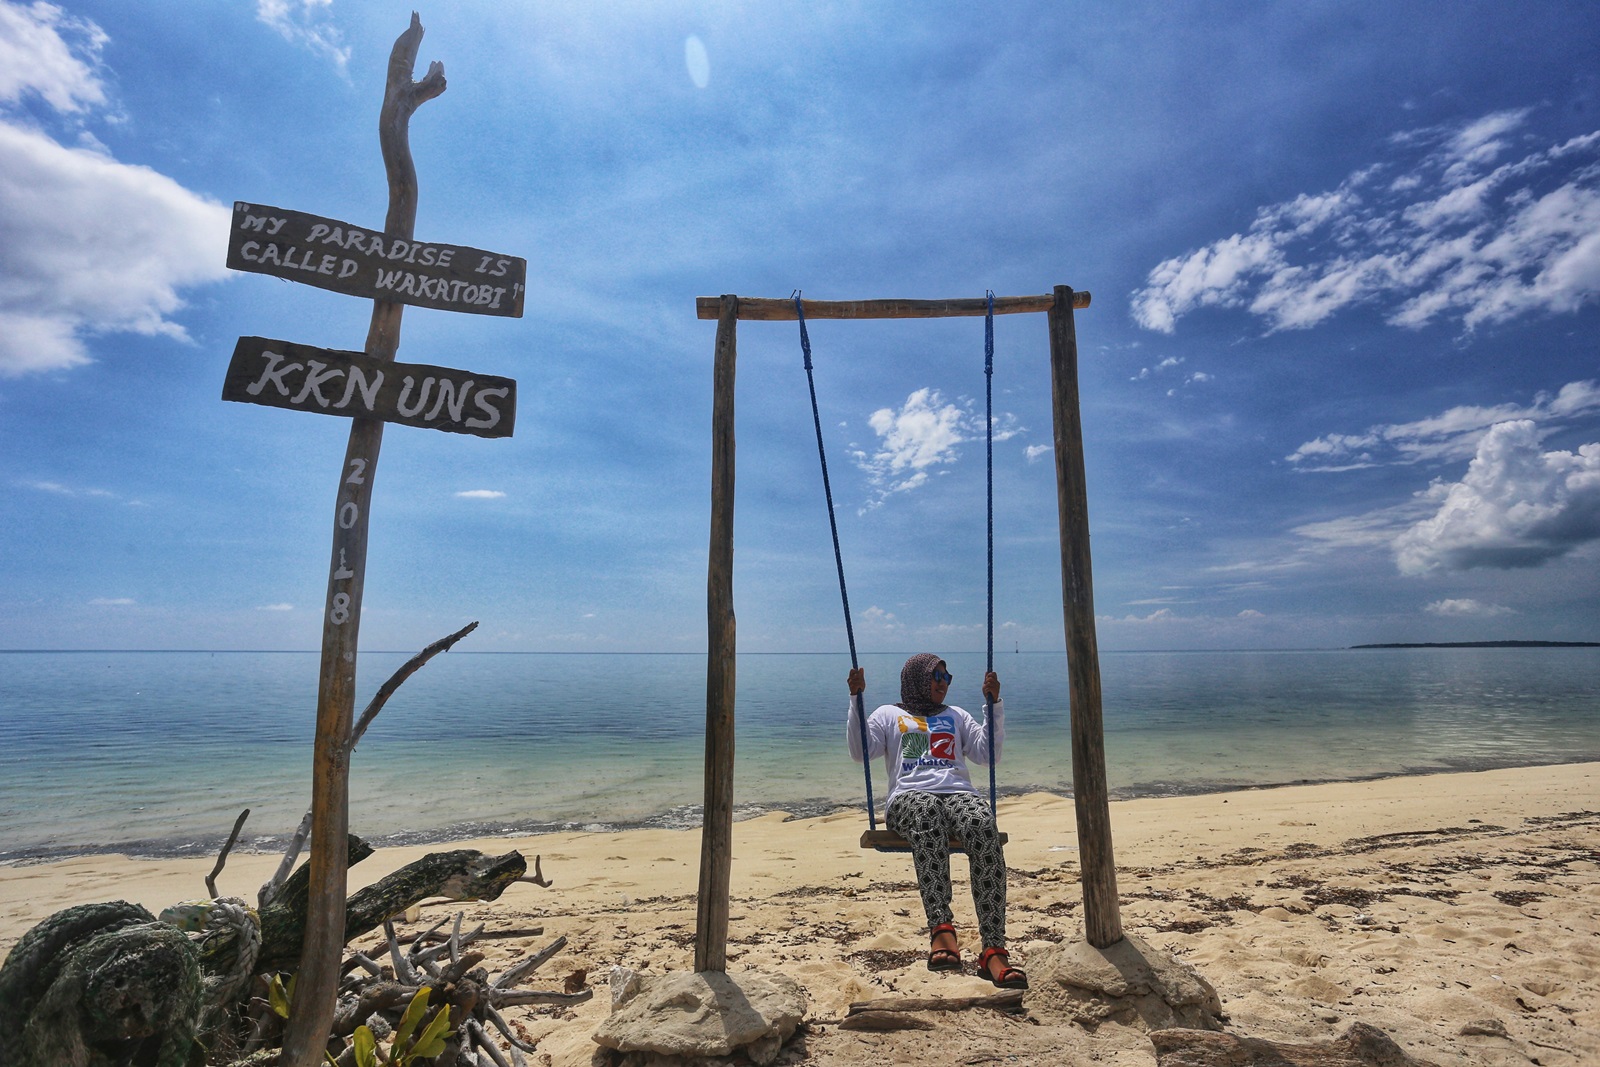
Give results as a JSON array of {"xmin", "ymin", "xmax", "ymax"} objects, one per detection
[{"xmin": 0, "ymin": 648, "xmax": 1595, "ymax": 861}]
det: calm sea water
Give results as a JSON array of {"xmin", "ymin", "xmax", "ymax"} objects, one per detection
[{"xmin": 0, "ymin": 648, "xmax": 1595, "ymax": 861}]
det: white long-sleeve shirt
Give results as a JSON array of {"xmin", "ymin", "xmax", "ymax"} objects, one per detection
[{"xmin": 846, "ymin": 697, "xmax": 1003, "ymax": 806}]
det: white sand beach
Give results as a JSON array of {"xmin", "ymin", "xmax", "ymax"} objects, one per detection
[{"xmin": 3, "ymin": 762, "xmax": 1596, "ymax": 1066}]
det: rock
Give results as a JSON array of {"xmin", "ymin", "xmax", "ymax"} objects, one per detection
[
  {"xmin": 1459, "ymin": 1018, "xmax": 1508, "ymax": 1038},
  {"xmin": 593, "ymin": 969, "xmax": 807, "ymax": 1066},
  {"xmin": 1026, "ymin": 934, "xmax": 1224, "ymax": 1032},
  {"xmin": 610, "ymin": 965, "xmax": 643, "ymax": 1010},
  {"xmin": 1150, "ymin": 1022, "xmax": 1440, "ymax": 1066}
]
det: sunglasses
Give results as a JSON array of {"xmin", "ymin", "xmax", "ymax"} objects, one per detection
[{"xmin": 931, "ymin": 669, "xmax": 953, "ymax": 684}]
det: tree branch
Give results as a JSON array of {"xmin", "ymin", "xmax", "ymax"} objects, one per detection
[
  {"xmin": 348, "ymin": 621, "xmax": 478, "ymax": 755},
  {"xmin": 208, "ymin": 808, "xmax": 251, "ymax": 897}
]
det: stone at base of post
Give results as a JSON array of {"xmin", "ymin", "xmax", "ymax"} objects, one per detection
[
  {"xmin": 593, "ymin": 968, "xmax": 807, "ymax": 1067},
  {"xmin": 1024, "ymin": 933, "xmax": 1224, "ymax": 1033}
]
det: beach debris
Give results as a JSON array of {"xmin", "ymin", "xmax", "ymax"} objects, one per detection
[
  {"xmin": 1026, "ymin": 934, "xmax": 1224, "ymax": 1032},
  {"xmin": 0, "ymin": 900, "xmax": 202, "ymax": 1067},
  {"xmin": 593, "ymin": 969, "xmax": 807, "ymax": 1066},
  {"xmin": 246, "ymin": 919, "xmax": 588, "ymax": 1065},
  {"xmin": 838, "ymin": 1010, "xmax": 936, "ymax": 1031},
  {"xmin": 845, "ymin": 991, "xmax": 1026, "ymax": 1016},
  {"xmin": 257, "ymin": 845, "xmax": 530, "ymax": 973},
  {"xmin": 1149, "ymin": 1020, "xmax": 1441, "ymax": 1066},
  {"xmin": 2, "ymin": 843, "xmax": 559, "ymax": 1066}
]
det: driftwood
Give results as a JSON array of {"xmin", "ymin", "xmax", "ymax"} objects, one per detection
[
  {"xmin": 208, "ymin": 807, "xmax": 251, "ymax": 898},
  {"xmin": 1150, "ymin": 1023, "xmax": 1440, "ymax": 1067},
  {"xmin": 275, "ymin": 921, "xmax": 586, "ymax": 1066},
  {"xmin": 838, "ymin": 1011, "xmax": 936, "ymax": 1032},
  {"xmin": 258, "ymin": 845, "xmax": 526, "ymax": 973},
  {"xmin": 846, "ymin": 991, "xmax": 1026, "ymax": 1015}
]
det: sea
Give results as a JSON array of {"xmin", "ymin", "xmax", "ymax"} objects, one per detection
[{"xmin": 1, "ymin": 647, "xmax": 1596, "ymax": 863}]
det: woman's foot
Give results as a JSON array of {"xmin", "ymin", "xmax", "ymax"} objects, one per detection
[
  {"xmin": 977, "ymin": 946, "xmax": 1028, "ymax": 989},
  {"xmin": 927, "ymin": 923, "xmax": 961, "ymax": 972}
]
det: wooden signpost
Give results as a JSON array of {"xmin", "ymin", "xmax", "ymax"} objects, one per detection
[
  {"xmin": 221, "ymin": 18, "xmax": 521, "ymax": 1067},
  {"xmin": 227, "ymin": 202, "xmax": 525, "ymax": 317},
  {"xmin": 223, "ymin": 337, "xmax": 517, "ymax": 437}
]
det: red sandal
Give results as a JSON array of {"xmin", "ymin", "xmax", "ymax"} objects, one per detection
[
  {"xmin": 927, "ymin": 923, "xmax": 961, "ymax": 972},
  {"xmin": 978, "ymin": 946, "xmax": 1028, "ymax": 989}
]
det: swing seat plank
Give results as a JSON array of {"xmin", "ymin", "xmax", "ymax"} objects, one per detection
[{"xmin": 861, "ymin": 829, "xmax": 1009, "ymax": 853}]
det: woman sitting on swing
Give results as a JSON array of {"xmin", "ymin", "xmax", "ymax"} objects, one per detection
[{"xmin": 846, "ymin": 652, "xmax": 1027, "ymax": 989}]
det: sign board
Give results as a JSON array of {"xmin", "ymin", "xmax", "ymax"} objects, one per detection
[
  {"xmin": 226, "ymin": 202, "xmax": 527, "ymax": 318},
  {"xmin": 222, "ymin": 336, "xmax": 516, "ymax": 438}
]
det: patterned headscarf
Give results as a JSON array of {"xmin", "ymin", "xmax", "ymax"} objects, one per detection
[{"xmin": 896, "ymin": 652, "xmax": 948, "ymax": 715}]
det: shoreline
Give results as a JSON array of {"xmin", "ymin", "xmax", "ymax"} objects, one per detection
[
  {"xmin": 6, "ymin": 753, "xmax": 1599, "ymax": 866},
  {"xmin": 3, "ymin": 761, "xmax": 1595, "ymax": 1065}
]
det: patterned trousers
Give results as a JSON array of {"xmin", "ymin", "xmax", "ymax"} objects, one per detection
[{"xmin": 885, "ymin": 789, "xmax": 1008, "ymax": 949}]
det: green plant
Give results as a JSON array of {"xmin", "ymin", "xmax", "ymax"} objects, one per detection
[
  {"xmin": 349, "ymin": 987, "xmax": 453, "ymax": 1066},
  {"xmin": 267, "ymin": 974, "xmax": 296, "ymax": 1020}
]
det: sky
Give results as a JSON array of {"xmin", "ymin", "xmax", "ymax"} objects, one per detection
[{"xmin": 1, "ymin": 0, "xmax": 1597, "ymax": 654}]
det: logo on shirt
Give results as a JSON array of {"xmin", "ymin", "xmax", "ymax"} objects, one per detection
[{"xmin": 898, "ymin": 713, "xmax": 957, "ymax": 767}]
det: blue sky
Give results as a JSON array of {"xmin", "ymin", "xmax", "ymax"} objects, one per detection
[{"xmin": 2, "ymin": 0, "xmax": 1597, "ymax": 653}]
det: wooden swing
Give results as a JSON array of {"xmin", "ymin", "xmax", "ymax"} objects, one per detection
[{"xmin": 795, "ymin": 292, "xmax": 1009, "ymax": 854}]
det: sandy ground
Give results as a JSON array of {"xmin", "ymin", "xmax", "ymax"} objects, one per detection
[{"xmin": 3, "ymin": 763, "xmax": 1597, "ymax": 1066}]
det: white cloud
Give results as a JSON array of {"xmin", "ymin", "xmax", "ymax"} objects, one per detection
[
  {"xmin": 1423, "ymin": 598, "xmax": 1514, "ymax": 617},
  {"xmin": 1288, "ymin": 379, "xmax": 1600, "ymax": 470},
  {"xmin": 1393, "ymin": 420, "xmax": 1600, "ymax": 574},
  {"xmin": 0, "ymin": 1, "xmax": 107, "ymax": 113},
  {"xmin": 1131, "ymin": 108, "xmax": 1600, "ymax": 334},
  {"xmin": 22, "ymin": 477, "xmax": 115, "ymax": 499},
  {"xmin": 860, "ymin": 605, "xmax": 901, "ymax": 631},
  {"xmin": 852, "ymin": 388, "xmax": 1020, "ymax": 509},
  {"xmin": 89, "ymin": 596, "xmax": 133, "ymax": 606},
  {"xmin": 1236, "ymin": 609, "xmax": 1265, "ymax": 619},
  {"xmin": 256, "ymin": 0, "xmax": 349, "ymax": 70},
  {"xmin": 1024, "ymin": 444, "xmax": 1051, "ymax": 463},
  {"xmin": 456, "ymin": 489, "xmax": 507, "ymax": 500},
  {"xmin": 256, "ymin": 603, "xmax": 294, "ymax": 612},
  {"xmin": 0, "ymin": 8, "xmax": 231, "ymax": 378}
]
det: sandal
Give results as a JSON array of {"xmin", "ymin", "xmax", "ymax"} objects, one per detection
[
  {"xmin": 927, "ymin": 923, "xmax": 961, "ymax": 972},
  {"xmin": 978, "ymin": 946, "xmax": 1028, "ymax": 989}
]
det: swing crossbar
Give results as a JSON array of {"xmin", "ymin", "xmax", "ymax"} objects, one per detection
[
  {"xmin": 695, "ymin": 292, "xmax": 1091, "ymax": 321},
  {"xmin": 861, "ymin": 829, "xmax": 1011, "ymax": 854}
]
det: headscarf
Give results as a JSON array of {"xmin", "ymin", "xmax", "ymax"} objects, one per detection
[{"xmin": 896, "ymin": 652, "xmax": 947, "ymax": 715}]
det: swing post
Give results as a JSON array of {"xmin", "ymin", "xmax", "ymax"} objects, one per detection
[
  {"xmin": 1048, "ymin": 285, "xmax": 1123, "ymax": 949},
  {"xmin": 696, "ymin": 294, "xmax": 739, "ymax": 973}
]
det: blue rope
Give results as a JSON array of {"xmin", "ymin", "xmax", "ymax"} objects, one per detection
[
  {"xmin": 983, "ymin": 291, "xmax": 997, "ymax": 817},
  {"xmin": 796, "ymin": 292, "xmax": 877, "ymax": 830}
]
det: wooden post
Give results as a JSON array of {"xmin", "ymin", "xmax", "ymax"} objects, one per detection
[
  {"xmin": 279, "ymin": 16, "xmax": 445, "ymax": 1066},
  {"xmin": 1047, "ymin": 284, "xmax": 1123, "ymax": 949},
  {"xmin": 695, "ymin": 295, "xmax": 738, "ymax": 973}
]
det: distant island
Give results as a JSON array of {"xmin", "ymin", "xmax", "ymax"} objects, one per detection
[{"xmin": 1351, "ymin": 640, "xmax": 1599, "ymax": 649}]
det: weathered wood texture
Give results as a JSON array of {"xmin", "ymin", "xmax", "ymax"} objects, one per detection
[
  {"xmin": 695, "ymin": 295, "xmax": 738, "ymax": 974},
  {"xmin": 846, "ymin": 991, "xmax": 1026, "ymax": 1014},
  {"xmin": 227, "ymin": 202, "xmax": 525, "ymax": 317},
  {"xmin": 694, "ymin": 292, "xmax": 1091, "ymax": 320},
  {"xmin": 283, "ymin": 15, "xmax": 442, "ymax": 1067},
  {"xmin": 258, "ymin": 846, "xmax": 524, "ymax": 973},
  {"xmin": 223, "ymin": 338, "xmax": 516, "ymax": 437},
  {"xmin": 859, "ymin": 829, "xmax": 1009, "ymax": 853},
  {"xmin": 695, "ymin": 292, "xmax": 1092, "ymax": 321},
  {"xmin": 1048, "ymin": 285, "xmax": 1122, "ymax": 949}
]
